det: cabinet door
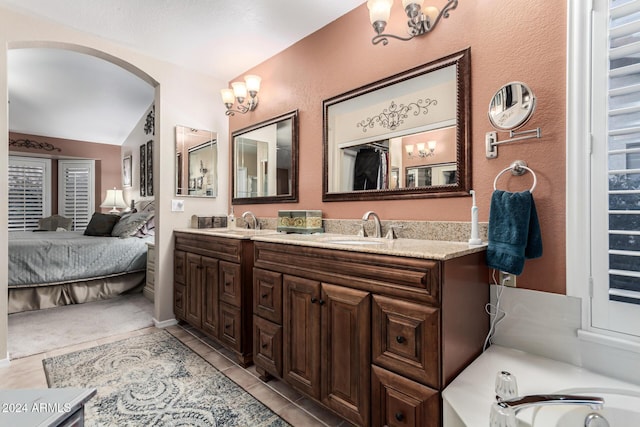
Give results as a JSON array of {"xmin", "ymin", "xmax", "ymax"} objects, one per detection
[
  {"xmin": 220, "ymin": 302, "xmax": 243, "ymax": 352},
  {"xmin": 283, "ymin": 275, "xmax": 321, "ymax": 398},
  {"xmin": 219, "ymin": 260, "xmax": 242, "ymax": 307},
  {"xmin": 371, "ymin": 365, "xmax": 440, "ymax": 427},
  {"xmin": 253, "ymin": 268, "xmax": 283, "ymax": 324},
  {"xmin": 201, "ymin": 256, "xmax": 219, "ymax": 338},
  {"xmin": 253, "ymin": 315, "xmax": 282, "ymax": 379},
  {"xmin": 186, "ymin": 253, "xmax": 203, "ymax": 327},
  {"xmin": 320, "ymin": 283, "xmax": 371, "ymax": 427},
  {"xmin": 372, "ymin": 295, "xmax": 440, "ymax": 388},
  {"xmin": 174, "ymin": 251, "xmax": 187, "ymax": 321}
]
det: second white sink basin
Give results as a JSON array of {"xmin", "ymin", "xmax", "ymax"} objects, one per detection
[{"xmin": 320, "ymin": 237, "xmax": 389, "ymax": 246}]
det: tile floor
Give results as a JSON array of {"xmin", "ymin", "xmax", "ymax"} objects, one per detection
[{"xmin": 0, "ymin": 323, "xmax": 355, "ymax": 427}]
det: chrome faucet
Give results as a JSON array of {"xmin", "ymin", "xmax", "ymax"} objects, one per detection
[
  {"xmin": 241, "ymin": 211, "xmax": 260, "ymax": 229},
  {"xmin": 491, "ymin": 394, "xmax": 605, "ymax": 425},
  {"xmin": 361, "ymin": 211, "xmax": 382, "ymax": 238},
  {"xmin": 498, "ymin": 394, "xmax": 604, "ymax": 412}
]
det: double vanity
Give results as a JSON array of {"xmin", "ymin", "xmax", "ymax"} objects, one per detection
[{"xmin": 173, "ymin": 226, "xmax": 489, "ymax": 426}]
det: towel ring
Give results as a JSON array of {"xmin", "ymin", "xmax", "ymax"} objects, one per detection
[{"xmin": 493, "ymin": 160, "xmax": 537, "ymax": 193}]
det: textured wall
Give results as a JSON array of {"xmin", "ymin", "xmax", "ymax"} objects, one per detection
[{"xmin": 228, "ymin": 1, "xmax": 567, "ymax": 294}]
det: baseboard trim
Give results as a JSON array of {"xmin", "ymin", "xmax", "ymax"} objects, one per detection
[
  {"xmin": 153, "ymin": 317, "xmax": 178, "ymax": 329},
  {"xmin": 0, "ymin": 352, "xmax": 10, "ymax": 368}
]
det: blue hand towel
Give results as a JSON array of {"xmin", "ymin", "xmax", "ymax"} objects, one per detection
[{"xmin": 486, "ymin": 190, "xmax": 542, "ymax": 275}]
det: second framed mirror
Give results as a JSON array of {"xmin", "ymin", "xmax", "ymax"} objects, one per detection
[{"xmin": 232, "ymin": 110, "xmax": 298, "ymax": 204}]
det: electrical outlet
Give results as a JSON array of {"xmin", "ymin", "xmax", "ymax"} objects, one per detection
[{"xmin": 499, "ymin": 271, "xmax": 517, "ymax": 287}]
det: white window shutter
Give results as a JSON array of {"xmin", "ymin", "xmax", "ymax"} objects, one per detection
[
  {"xmin": 8, "ymin": 156, "xmax": 52, "ymax": 231},
  {"xmin": 58, "ymin": 160, "xmax": 95, "ymax": 231}
]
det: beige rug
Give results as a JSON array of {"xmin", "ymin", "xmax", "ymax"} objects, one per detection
[
  {"xmin": 8, "ymin": 293, "xmax": 154, "ymax": 359},
  {"xmin": 43, "ymin": 330, "xmax": 289, "ymax": 426}
]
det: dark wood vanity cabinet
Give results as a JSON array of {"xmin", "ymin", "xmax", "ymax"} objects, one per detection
[
  {"xmin": 252, "ymin": 241, "xmax": 488, "ymax": 427},
  {"xmin": 174, "ymin": 231, "xmax": 254, "ymax": 366}
]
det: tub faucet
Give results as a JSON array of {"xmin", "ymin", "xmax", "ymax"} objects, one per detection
[
  {"xmin": 361, "ymin": 211, "xmax": 382, "ymax": 238},
  {"xmin": 241, "ymin": 211, "xmax": 260, "ymax": 229},
  {"xmin": 491, "ymin": 394, "xmax": 605, "ymax": 425},
  {"xmin": 498, "ymin": 394, "xmax": 604, "ymax": 412}
]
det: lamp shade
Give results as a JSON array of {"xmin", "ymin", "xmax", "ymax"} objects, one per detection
[
  {"xmin": 221, "ymin": 88, "xmax": 235, "ymax": 104},
  {"xmin": 244, "ymin": 75, "xmax": 261, "ymax": 93},
  {"xmin": 367, "ymin": 0, "xmax": 393, "ymax": 24},
  {"xmin": 100, "ymin": 188, "xmax": 127, "ymax": 213},
  {"xmin": 231, "ymin": 81, "xmax": 247, "ymax": 99}
]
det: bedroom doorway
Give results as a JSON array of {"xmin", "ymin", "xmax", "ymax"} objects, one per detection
[{"xmin": 6, "ymin": 42, "xmax": 159, "ymax": 359}]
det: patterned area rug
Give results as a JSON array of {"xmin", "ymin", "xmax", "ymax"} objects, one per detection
[{"xmin": 43, "ymin": 330, "xmax": 289, "ymax": 426}]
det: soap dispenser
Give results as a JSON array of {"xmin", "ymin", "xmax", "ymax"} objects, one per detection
[{"xmin": 228, "ymin": 206, "xmax": 236, "ymax": 228}]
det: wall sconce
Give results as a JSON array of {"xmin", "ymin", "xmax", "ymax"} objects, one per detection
[
  {"xmin": 366, "ymin": 0, "xmax": 458, "ymax": 45},
  {"xmin": 406, "ymin": 140, "xmax": 437, "ymax": 158},
  {"xmin": 100, "ymin": 187, "xmax": 127, "ymax": 213},
  {"xmin": 221, "ymin": 74, "xmax": 261, "ymax": 116}
]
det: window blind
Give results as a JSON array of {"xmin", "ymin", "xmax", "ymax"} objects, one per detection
[
  {"xmin": 58, "ymin": 160, "xmax": 95, "ymax": 231},
  {"xmin": 8, "ymin": 157, "xmax": 51, "ymax": 231},
  {"xmin": 607, "ymin": 0, "xmax": 640, "ymax": 305}
]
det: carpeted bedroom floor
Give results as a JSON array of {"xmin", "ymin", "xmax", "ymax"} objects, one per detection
[{"xmin": 8, "ymin": 293, "xmax": 154, "ymax": 359}]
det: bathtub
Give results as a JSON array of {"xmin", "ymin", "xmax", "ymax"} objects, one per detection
[{"xmin": 442, "ymin": 345, "xmax": 640, "ymax": 426}]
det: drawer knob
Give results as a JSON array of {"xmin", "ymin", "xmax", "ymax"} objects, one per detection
[
  {"xmin": 395, "ymin": 412, "xmax": 404, "ymax": 421},
  {"xmin": 395, "ymin": 335, "xmax": 406, "ymax": 344},
  {"xmin": 319, "ymin": 299, "xmax": 325, "ymax": 306},
  {"xmin": 261, "ymin": 343, "xmax": 268, "ymax": 349},
  {"xmin": 261, "ymin": 293, "xmax": 269, "ymax": 298},
  {"xmin": 311, "ymin": 297, "xmax": 318, "ymax": 304}
]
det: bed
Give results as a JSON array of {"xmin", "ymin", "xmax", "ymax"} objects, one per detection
[{"xmin": 8, "ymin": 208, "xmax": 154, "ymax": 314}]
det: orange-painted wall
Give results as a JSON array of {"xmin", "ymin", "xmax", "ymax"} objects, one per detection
[
  {"xmin": 9, "ymin": 132, "xmax": 122, "ymax": 213},
  {"xmin": 228, "ymin": 2, "xmax": 566, "ymax": 294}
]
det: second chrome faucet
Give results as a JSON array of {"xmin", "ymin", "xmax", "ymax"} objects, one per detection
[
  {"xmin": 360, "ymin": 211, "xmax": 382, "ymax": 238},
  {"xmin": 241, "ymin": 211, "xmax": 260, "ymax": 229}
]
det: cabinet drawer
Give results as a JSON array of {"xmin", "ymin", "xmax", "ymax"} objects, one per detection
[
  {"xmin": 174, "ymin": 282, "xmax": 186, "ymax": 321},
  {"xmin": 219, "ymin": 261, "xmax": 242, "ymax": 307},
  {"xmin": 219, "ymin": 302, "xmax": 242, "ymax": 352},
  {"xmin": 253, "ymin": 268, "xmax": 283, "ymax": 324},
  {"xmin": 174, "ymin": 250, "xmax": 186, "ymax": 284},
  {"xmin": 253, "ymin": 315, "xmax": 282, "ymax": 378},
  {"xmin": 372, "ymin": 295, "xmax": 440, "ymax": 388},
  {"xmin": 371, "ymin": 365, "xmax": 440, "ymax": 427}
]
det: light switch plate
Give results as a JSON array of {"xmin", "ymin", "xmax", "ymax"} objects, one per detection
[{"xmin": 171, "ymin": 199, "xmax": 184, "ymax": 212}]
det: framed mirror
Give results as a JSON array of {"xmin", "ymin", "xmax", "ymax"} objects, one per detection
[
  {"xmin": 232, "ymin": 110, "xmax": 298, "ymax": 204},
  {"xmin": 175, "ymin": 126, "xmax": 218, "ymax": 197},
  {"xmin": 488, "ymin": 81, "xmax": 536, "ymax": 131},
  {"xmin": 323, "ymin": 48, "xmax": 471, "ymax": 201}
]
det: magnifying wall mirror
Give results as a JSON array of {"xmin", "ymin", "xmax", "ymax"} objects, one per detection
[
  {"xmin": 488, "ymin": 81, "xmax": 536, "ymax": 131},
  {"xmin": 175, "ymin": 126, "xmax": 218, "ymax": 197},
  {"xmin": 232, "ymin": 110, "xmax": 298, "ymax": 204},
  {"xmin": 485, "ymin": 81, "xmax": 541, "ymax": 158},
  {"xmin": 323, "ymin": 48, "xmax": 471, "ymax": 201}
]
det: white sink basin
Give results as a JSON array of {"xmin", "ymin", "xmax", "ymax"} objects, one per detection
[
  {"xmin": 320, "ymin": 237, "xmax": 389, "ymax": 246},
  {"xmin": 201, "ymin": 228, "xmax": 279, "ymax": 236},
  {"xmin": 529, "ymin": 388, "xmax": 640, "ymax": 427}
]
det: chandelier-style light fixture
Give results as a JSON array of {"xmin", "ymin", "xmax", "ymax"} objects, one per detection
[
  {"xmin": 366, "ymin": 0, "xmax": 458, "ymax": 45},
  {"xmin": 221, "ymin": 75, "xmax": 261, "ymax": 116}
]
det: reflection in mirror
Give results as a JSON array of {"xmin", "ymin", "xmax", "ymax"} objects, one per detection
[
  {"xmin": 323, "ymin": 48, "xmax": 471, "ymax": 201},
  {"xmin": 488, "ymin": 81, "xmax": 536, "ymax": 131},
  {"xmin": 175, "ymin": 126, "xmax": 217, "ymax": 197},
  {"xmin": 332, "ymin": 126, "xmax": 457, "ymax": 191},
  {"xmin": 232, "ymin": 110, "xmax": 298, "ymax": 204}
]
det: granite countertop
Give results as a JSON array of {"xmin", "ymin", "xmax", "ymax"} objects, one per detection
[{"xmin": 175, "ymin": 228, "xmax": 486, "ymax": 261}]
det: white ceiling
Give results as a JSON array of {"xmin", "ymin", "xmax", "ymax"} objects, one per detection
[{"xmin": 2, "ymin": 0, "xmax": 365, "ymax": 145}]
